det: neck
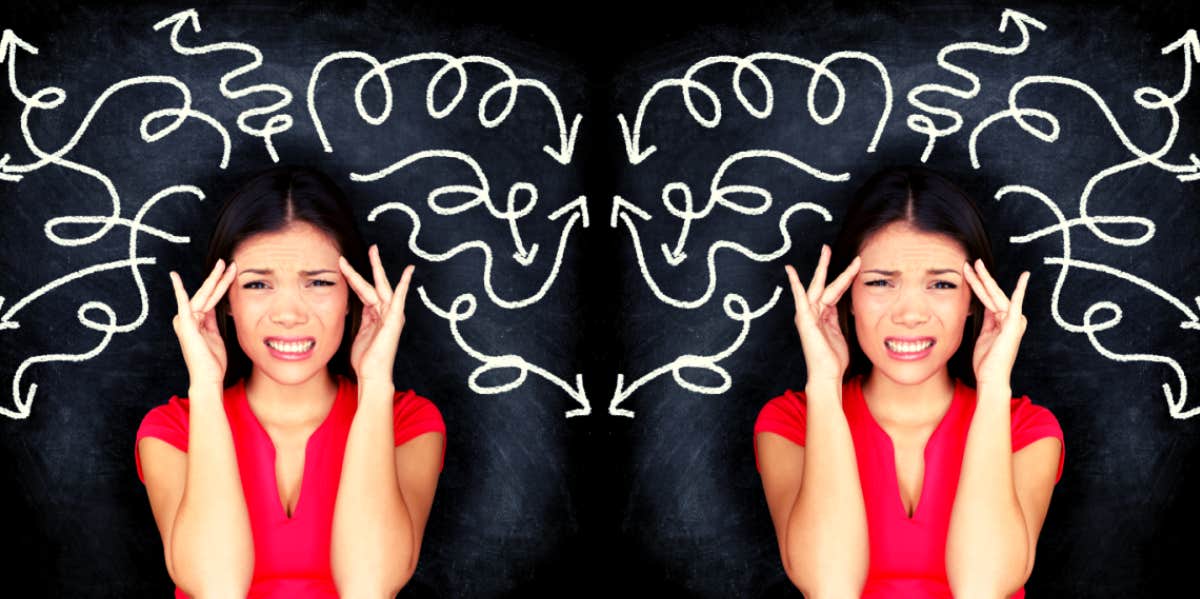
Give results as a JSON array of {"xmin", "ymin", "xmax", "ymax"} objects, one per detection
[
  {"xmin": 245, "ymin": 367, "xmax": 338, "ymax": 428},
  {"xmin": 861, "ymin": 367, "xmax": 955, "ymax": 427}
]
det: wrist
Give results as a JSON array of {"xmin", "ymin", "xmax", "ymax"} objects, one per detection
[{"xmin": 975, "ymin": 380, "xmax": 1012, "ymax": 399}]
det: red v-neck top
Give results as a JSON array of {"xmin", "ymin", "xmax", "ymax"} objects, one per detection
[
  {"xmin": 134, "ymin": 374, "xmax": 445, "ymax": 599},
  {"xmin": 754, "ymin": 375, "xmax": 1064, "ymax": 599}
]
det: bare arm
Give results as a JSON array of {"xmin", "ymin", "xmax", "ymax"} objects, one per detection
[
  {"xmin": 140, "ymin": 382, "xmax": 255, "ymax": 598},
  {"xmin": 945, "ymin": 384, "xmax": 1060, "ymax": 598},
  {"xmin": 330, "ymin": 381, "xmax": 442, "ymax": 598},
  {"xmin": 759, "ymin": 379, "xmax": 869, "ymax": 598}
]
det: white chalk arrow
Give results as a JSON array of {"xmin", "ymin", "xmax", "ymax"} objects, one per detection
[
  {"xmin": 153, "ymin": 9, "xmax": 293, "ymax": 162},
  {"xmin": 1136, "ymin": 29, "xmax": 1200, "ymax": 108},
  {"xmin": 0, "ymin": 153, "xmax": 21, "ymax": 182},
  {"xmin": 907, "ymin": 8, "xmax": 1047, "ymax": 162},
  {"xmin": 610, "ymin": 194, "xmax": 652, "ymax": 228},
  {"xmin": 0, "ymin": 29, "xmax": 43, "ymax": 106},
  {"xmin": 417, "ymin": 288, "xmax": 591, "ymax": 417},
  {"xmin": 608, "ymin": 288, "xmax": 782, "ymax": 417}
]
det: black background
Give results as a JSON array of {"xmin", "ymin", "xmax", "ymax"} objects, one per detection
[{"xmin": 2, "ymin": 0, "xmax": 1198, "ymax": 597}]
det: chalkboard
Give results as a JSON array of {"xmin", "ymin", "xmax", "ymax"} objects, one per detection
[{"xmin": 1, "ymin": 0, "xmax": 1197, "ymax": 597}]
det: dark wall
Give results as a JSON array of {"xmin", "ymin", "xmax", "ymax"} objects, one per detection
[{"xmin": 1, "ymin": 0, "xmax": 1197, "ymax": 597}]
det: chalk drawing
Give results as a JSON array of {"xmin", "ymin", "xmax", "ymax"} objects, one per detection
[
  {"xmin": 618, "ymin": 51, "xmax": 892, "ymax": 165},
  {"xmin": 1, "ymin": 9, "xmax": 586, "ymax": 419},
  {"xmin": 308, "ymin": 51, "xmax": 581, "ymax": 164},
  {"xmin": 906, "ymin": 8, "xmax": 1047, "ymax": 162}
]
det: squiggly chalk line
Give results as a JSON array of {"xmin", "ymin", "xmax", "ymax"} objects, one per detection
[
  {"xmin": 307, "ymin": 51, "xmax": 581, "ymax": 164},
  {"xmin": 416, "ymin": 287, "xmax": 590, "ymax": 417},
  {"xmin": 153, "ymin": 9, "xmax": 292, "ymax": 163},
  {"xmin": 608, "ymin": 288, "xmax": 782, "ymax": 417},
  {"xmin": 906, "ymin": 8, "xmax": 1047, "ymax": 162},
  {"xmin": 618, "ymin": 51, "xmax": 892, "ymax": 165}
]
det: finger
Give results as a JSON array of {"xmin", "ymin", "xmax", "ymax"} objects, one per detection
[
  {"xmin": 191, "ymin": 259, "xmax": 227, "ymax": 312},
  {"xmin": 169, "ymin": 271, "xmax": 195, "ymax": 325},
  {"xmin": 819, "ymin": 255, "xmax": 861, "ymax": 307},
  {"xmin": 963, "ymin": 262, "xmax": 1000, "ymax": 314},
  {"xmin": 974, "ymin": 259, "xmax": 1010, "ymax": 312},
  {"xmin": 339, "ymin": 255, "xmax": 381, "ymax": 307},
  {"xmin": 807, "ymin": 244, "xmax": 830, "ymax": 305},
  {"xmin": 369, "ymin": 244, "xmax": 394, "ymax": 306},
  {"xmin": 1009, "ymin": 271, "xmax": 1029, "ymax": 311},
  {"xmin": 392, "ymin": 264, "xmax": 414, "ymax": 315},
  {"xmin": 1006, "ymin": 271, "xmax": 1030, "ymax": 326},
  {"xmin": 201, "ymin": 261, "xmax": 238, "ymax": 313},
  {"xmin": 787, "ymin": 266, "xmax": 816, "ymax": 326}
]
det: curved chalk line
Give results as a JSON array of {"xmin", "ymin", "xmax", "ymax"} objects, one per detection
[
  {"xmin": 996, "ymin": 185, "xmax": 1196, "ymax": 420},
  {"xmin": 416, "ymin": 287, "xmax": 590, "ymax": 417},
  {"xmin": 307, "ymin": 51, "xmax": 581, "ymax": 164},
  {"xmin": 618, "ymin": 51, "xmax": 892, "ymax": 164},
  {"xmin": 608, "ymin": 288, "xmax": 782, "ymax": 417},
  {"xmin": 153, "ymin": 9, "xmax": 293, "ymax": 163},
  {"xmin": 906, "ymin": 8, "xmax": 1047, "ymax": 162},
  {"xmin": 1, "ymin": 186, "xmax": 205, "ymax": 420}
]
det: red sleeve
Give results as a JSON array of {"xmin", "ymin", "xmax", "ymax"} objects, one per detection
[
  {"xmin": 1010, "ymin": 395, "xmax": 1065, "ymax": 484},
  {"xmin": 753, "ymin": 389, "xmax": 807, "ymax": 473},
  {"xmin": 134, "ymin": 396, "xmax": 191, "ymax": 484},
  {"xmin": 394, "ymin": 390, "xmax": 446, "ymax": 472}
]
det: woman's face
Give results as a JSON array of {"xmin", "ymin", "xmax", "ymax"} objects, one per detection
[
  {"xmin": 227, "ymin": 221, "xmax": 349, "ymax": 386},
  {"xmin": 849, "ymin": 221, "xmax": 972, "ymax": 386}
]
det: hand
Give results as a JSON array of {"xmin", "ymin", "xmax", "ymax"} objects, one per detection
[
  {"xmin": 962, "ymin": 259, "xmax": 1030, "ymax": 389},
  {"xmin": 169, "ymin": 259, "xmax": 238, "ymax": 388},
  {"xmin": 338, "ymin": 244, "xmax": 414, "ymax": 385},
  {"xmin": 785, "ymin": 244, "xmax": 862, "ymax": 384}
]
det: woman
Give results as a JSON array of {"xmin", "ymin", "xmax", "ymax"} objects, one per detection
[
  {"xmin": 754, "ymin": 166, "xmax": 1064, "ymax": 598},
  {"xmin": 134, "ymin": 165, "xmax": 446, "ymax": 598}
]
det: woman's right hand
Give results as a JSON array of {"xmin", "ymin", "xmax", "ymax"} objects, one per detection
[
  {"xmin": 169, "ymin": 259, "xmax": 238, "ymax": 388},
  {"xmin": 784, "ymin": 244, "xmax": 861, "ymax": 385}
]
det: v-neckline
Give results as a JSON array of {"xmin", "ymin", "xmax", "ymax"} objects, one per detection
[
  {"xmin": 240, "ymin": 375, "xmax": 343, "ymax": 522},
  {"xmin": 855, "ymin": 376, "xmax": 958, "ymax": 523}
]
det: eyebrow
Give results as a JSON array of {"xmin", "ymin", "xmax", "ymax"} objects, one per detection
[
  {"xmin": 238, "ymin": 268, "xmax": 338, "ymax": 277},
  {"xmin": 862, "ymin": 268, "xmax": 962, "ymax": 277}
]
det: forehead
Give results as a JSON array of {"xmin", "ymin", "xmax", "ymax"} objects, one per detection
[
  {"xmin": 858, "ymin": 221, "xmax": 966, "ymax": 269},
  {"xmin": 232, "ymin": 222, "xmax": 340, "ymax": 265}
]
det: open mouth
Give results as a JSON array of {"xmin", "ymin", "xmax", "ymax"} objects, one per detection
[
  {"xmin": 884, "ymin": 338, "xmax": 934, "ymax": 353},
  {"xmin": 883, "ymin": 337, "xmax": 935, "ymax": 360},
  {"xmin": 264, "ymin": 338, "xmax": 315, "ymax": 354}
]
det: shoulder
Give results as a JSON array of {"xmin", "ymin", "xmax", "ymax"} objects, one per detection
[
  {"xmin": 136, "ymin": 395, "xmax": 192, "ymax": 442},
  {"xmin": 754, "ymin": 388, "xmax": 809, "ymax": 445},
  {"xmin": 392, "ymin": 389, "xmax": 446, "ymax": 439},
  {"xmin": 1007, "ymin": 393, "xmax": 1065, "ymax": 483},
  {"xmin": 755, "ymin": 389, "xmax": 807, "ymax": 428},
  {"xmin": 1008, "ymin": 394, "xmax": 1064, "ymax": 440}
]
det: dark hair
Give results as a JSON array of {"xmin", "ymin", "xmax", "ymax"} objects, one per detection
[
  {"xmin": 828, "ymin": 165, "xmax": 994, "ymax": 388},
  {"xmin": 203, "ymin": 165, "xmax": 370, "ymax": 388}
]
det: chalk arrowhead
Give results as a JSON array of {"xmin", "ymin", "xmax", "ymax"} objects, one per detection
[
  {"xmin": 609, "ymin": 374, "xmax": 635, "ymax": 418},
  {"xmin": 998, "ymin": 9, "xmax": 1048, "ymax": 34},
  {"xmin": 618, "ymin": 114, "xmax": 656, "ymax": 164},
  {"xmin": 152, "ymin": 9, "xmax": 201, "ymax": 33},
  {"xmin": 564, "ymin": 374, "xmax": 591, "ymax": 418},
  {"xmin": 661, "ymin": 244, "xmax": 687, "ymax": 266},
  {"xmin": 513, "ymin": 244, "xmax": 538, "ymax": 266},
  {"xmin": 543, "ymin": 113, "xmax": 582, "ymax": 164},
  {"xmin": 548, "ymin": 195, "xmax": 589, "ymax": 228},
  {"xmin": 610, "ymin": 195, "xmax": 652, "ymax": 229},
  {"xmin": 0, "ymin": 29, "xmax": 39, "ymax": 62}
]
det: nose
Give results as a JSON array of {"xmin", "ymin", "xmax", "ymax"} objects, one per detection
[
  {"xmin": 890, "ymin": 285, "xmax": 930, "ymax": 327},
  {"xmin": 269, "ymin": 286, "xmax": 310, "ymax": 327}
]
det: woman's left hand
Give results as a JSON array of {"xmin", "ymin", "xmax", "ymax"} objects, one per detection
[
  {"xmin": 338, "ymin": 244, "xmax": 414, "ymax": 386},
  {"xmin": 963, "ymin": 259, "xmax": 1030, "ymax": 389}
]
